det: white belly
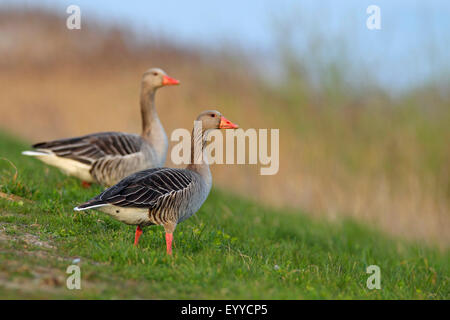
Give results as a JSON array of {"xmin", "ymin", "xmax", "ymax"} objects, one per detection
[
  {"xmin": 28, "ymin": 152, "xmax": 94, "ymax": 182},
  {"xmin": 99, "ymin": 205, "xmax": 150, "ymax": 225}
]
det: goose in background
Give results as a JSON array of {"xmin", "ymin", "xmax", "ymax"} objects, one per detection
[
  {"xmin": 74, "ymin": 110, "xmax": 238, "ymax": 255},
  {"xmin": 22, "ymin": 68, "xmax": 179, "ymax": 187}
]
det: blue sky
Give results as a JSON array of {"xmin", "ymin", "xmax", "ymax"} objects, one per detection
[{"xmin": 5, "ymin": 0, "xmax": 450, "ymax": 92}]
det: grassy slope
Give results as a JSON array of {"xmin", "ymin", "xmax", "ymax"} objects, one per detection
[{"xmin": 0, "ymin": 131, "xmax": 448, "ymax": 299}]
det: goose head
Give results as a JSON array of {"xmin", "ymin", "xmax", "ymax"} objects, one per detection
[
  {"xmin": 196, "ymin": 110, "xmax": 239, "ymax": 132},
  {"xmin": 142, "ymin": 68, "xmax": 180, "ymax": 90}
]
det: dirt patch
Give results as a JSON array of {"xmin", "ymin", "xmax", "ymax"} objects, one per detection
[
  {"xmin": 0, "ymin": 223, "xmax": 68, "ymax": 296},
  {"xmin": 0, "ymin": 221, "xmax": 114, "ymax": 298},
  {"xmin": 21, "ymin": 233, "xmax": 54, "ymax": 249},
  {"xmin": 0, "ymin": 263, "xmax": 66, "ymax": 294},
  {"xmin": 0, "ymin": 222, "xmax": 54, "ymax": 249}
]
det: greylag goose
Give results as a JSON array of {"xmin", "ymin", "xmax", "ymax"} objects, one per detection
[
  {"xmin": 74, "ymin": 110, "xmax": 238, "ymax": 255},
  {"xmin": 22, "ymin": 68, "xmax": 179, "ymax": 187}
]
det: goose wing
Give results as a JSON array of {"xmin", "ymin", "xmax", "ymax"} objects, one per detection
[
  {"xmin": 32, "ymin": 132, "xmax": 143, "ymax": 165},
  {"xmin": 77, "ymin": 167, "xmax": 196, "ymax": 209}
]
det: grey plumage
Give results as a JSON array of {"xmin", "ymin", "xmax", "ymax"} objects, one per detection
[
  {"xmin": 74, "ymin": 110, "xmax": 238, "ymax": 254},
  {"xmin": 32, "ymin": 132, "xmax": 159, "ymax": 186},
  {"xmin": 22, "ymin": 68, "xmax": 179, "ymax": 187},
  {"xmin": 76, "ymin": 167, "xmax": 211, "ymax": 226}
]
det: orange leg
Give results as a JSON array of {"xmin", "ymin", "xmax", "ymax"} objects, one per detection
[
  {"xmin": 134, "ymin": 226, "xmax": 143, "ymax": 246},
  {"xmin": 81, "ymin": 181, "xmax": 91, "ymax": 188},
  {"xmin": 165, "ymin": 233, "xmax": 173, "ymax": 255}
]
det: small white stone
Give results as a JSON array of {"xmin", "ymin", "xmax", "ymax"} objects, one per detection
[{"xmin": 274, "ymin": 265, "xmax": 280, "ymax": 270}]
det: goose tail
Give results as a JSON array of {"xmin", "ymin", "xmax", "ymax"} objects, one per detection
[
  {"xmin": 74, "ymin": 199, "xmax": 107, "ymax": 211},
  {"xmin": 22, "ymin": 150, "xmax": 50, "ymax": 157}
]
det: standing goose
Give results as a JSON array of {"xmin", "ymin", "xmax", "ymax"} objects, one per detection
[
  {"xmin": 74, "ymin": 110, "xmax": 238, "ymax": 255},
  {"xmin": 22, "ymin": 68, "xmax": 179, "ymax": 187}
]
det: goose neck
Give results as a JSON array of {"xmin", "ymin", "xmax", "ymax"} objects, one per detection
[
  {"xmin": 140, "ymin": 87, "xmax": 168, "ymax": 165},
  {"xmin": 140, "ymin": 88, "xmax": 156, "ymax": 135},
  {"xmin": 187, "ymin": 129, "xmax": 211, "ymax": 181}
]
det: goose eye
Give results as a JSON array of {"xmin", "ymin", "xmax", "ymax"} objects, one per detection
[
  {"xmin": 153, "ymin": 72, "xmax": 158, "ymax": 76},
  {"xmin": 211, "ymin": 114, "xmax": 216, "ymax": 117}
]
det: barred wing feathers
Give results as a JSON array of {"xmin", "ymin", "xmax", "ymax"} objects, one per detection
[
  {"xmin": 75, "ymin": 168, "xmax": 196, "ymax": 210},
  {"xmin": 32, "ymin": 132, "xmax": 143, "ymax": 165}
]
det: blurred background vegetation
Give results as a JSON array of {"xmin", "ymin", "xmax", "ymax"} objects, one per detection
[{"xmin": 0, "ymin": 2, "xmax": 449, "ymax": 248}]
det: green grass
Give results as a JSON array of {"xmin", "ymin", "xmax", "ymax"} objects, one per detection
[{"xmin": 0, "ymin": 131, "xmax": 448, "ymax": 299}]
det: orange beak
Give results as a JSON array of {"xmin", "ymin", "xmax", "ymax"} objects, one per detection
[
  {"xmin": 162, "ymin": 75, "xmax": 180, "ymax": 86},
  {"xmin": 219, "ymin": 116, "xmax": 239, "ymax": 129}
]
